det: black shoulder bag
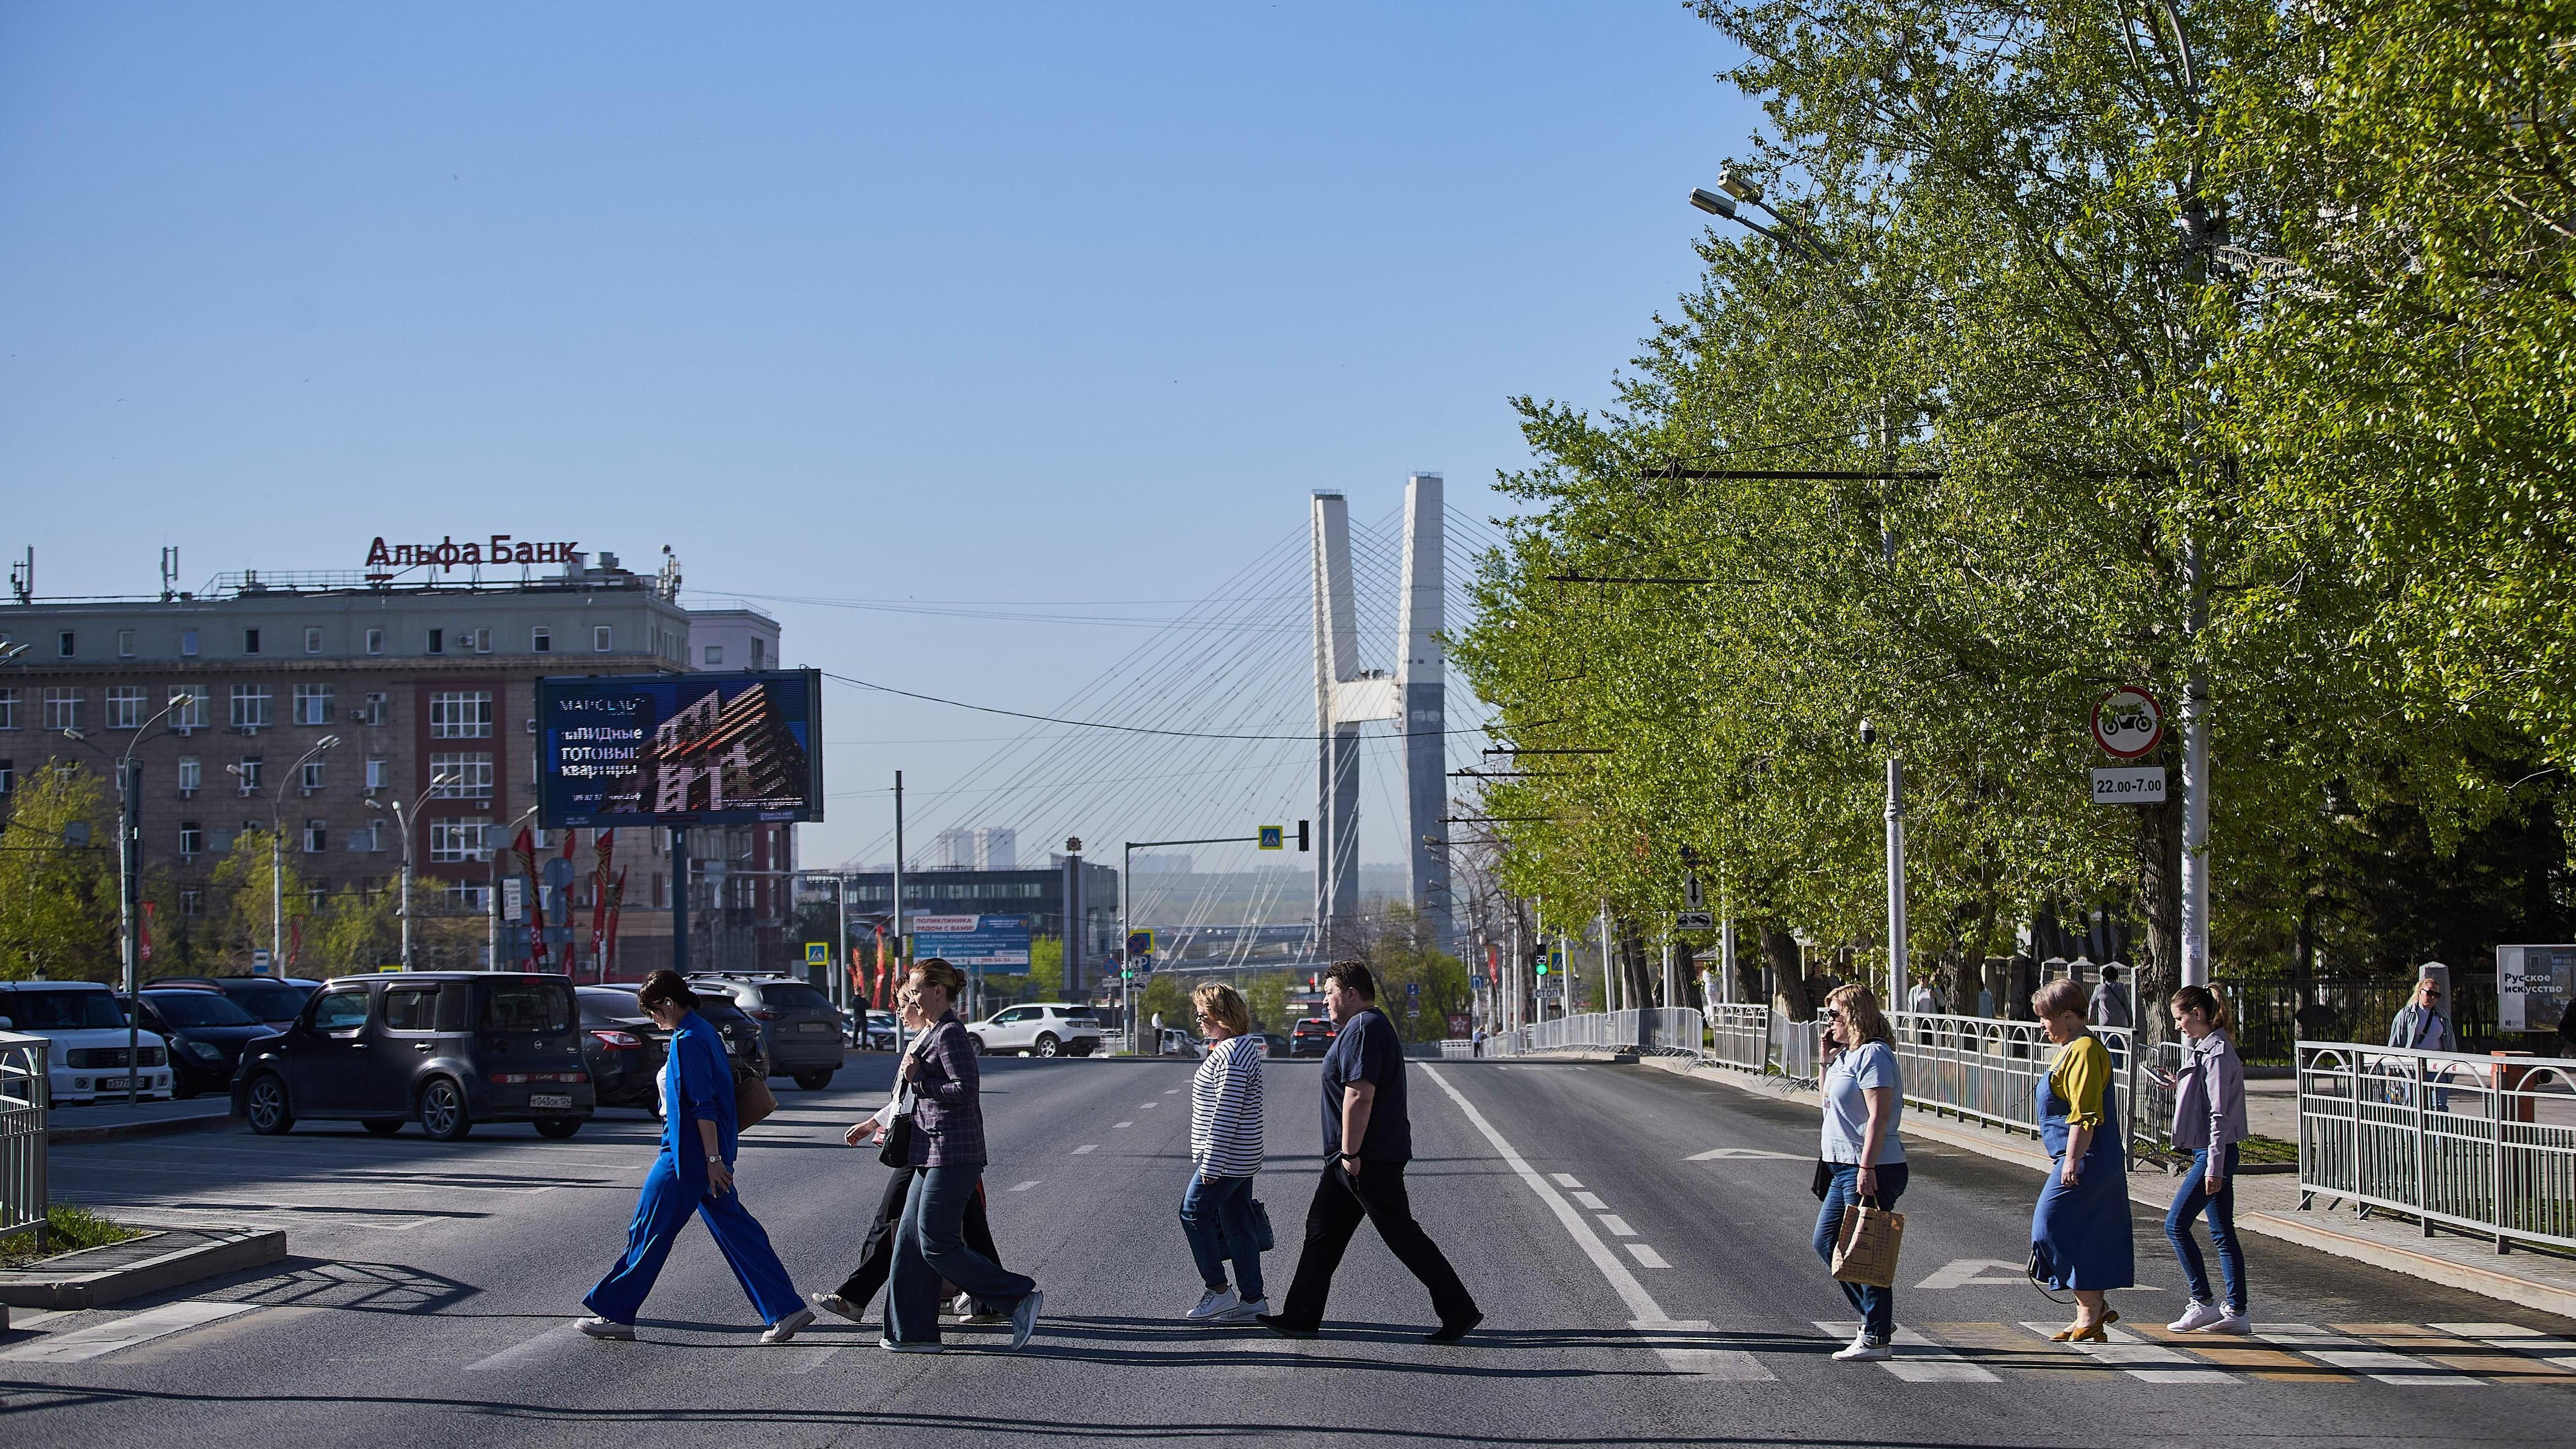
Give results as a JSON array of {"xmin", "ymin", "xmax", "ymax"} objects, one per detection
[{"xmin": 877, "ymin": 1030, "xmax": 931, "ymax": 1168}]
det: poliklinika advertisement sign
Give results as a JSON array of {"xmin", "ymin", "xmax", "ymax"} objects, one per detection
[{"xmin": 536, "ymin": 670, "xmax": 823, "ymax": 828}]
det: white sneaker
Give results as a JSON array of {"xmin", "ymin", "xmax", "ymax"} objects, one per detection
[
  {"xmin": 1831, "ymin": 1328, "xmax": 1893, "ymax": 1361},
  {"xmin": 2209, "ymin": 1310, "xmax": 2253, "ymax": 1335},
  {"xmin": 1217, "ymin": 1296, "xmax": 1270, "ymax": 1323},
  {"xmin": 809, "ymin": 1291, "xmax": 864, "ymax": 1324},
  {"xmin": 575, "ymin": 1315, "xmax": 636, "ymax": 1341},
  {"xmin": 2169, "ymin": 1300, "xmax": 2228, "ymax": 1332},
  {"xmin": 943, "ymin": 1292, "xmax": 973, "ymax": 1318},
  {"xmin": 1005, "ymin": 1289, "xmax": 1043, "ymax": 1351},
  {"xmin": 760, "ymin": 1307, "xmax": 816, "ymax": 1344},
  {"xmin": 1186, "ymin": 1286, "xmax": 1241, "ymax": 1321}
]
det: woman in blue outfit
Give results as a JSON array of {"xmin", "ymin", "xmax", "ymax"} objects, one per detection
[
  {"xmin": 2028, "ymin": 977, "xmax": 2133, "ymax": 1341},
  {"xmin": 578, "ymin": 971, "xmax": 813, "ymax": 1344}
]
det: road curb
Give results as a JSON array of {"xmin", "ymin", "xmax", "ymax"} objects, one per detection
[
  {"xmin": 45, "ymin": 1109, "xmax": 240, "ymax": 1146},
  {"xmin": 0, "ymin": 1226, "xmax": 286, "ymax": 1310},
  {"xmin": 1615, "ymin": 1050, "xmax": 2576, "ymax": 1319}
]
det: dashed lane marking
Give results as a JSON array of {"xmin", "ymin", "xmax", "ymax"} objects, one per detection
[
  {"xmin": 0, "ymin": 1300, "xmax": 259, "ymax": 1363},
  {"xmin": 1625, "ymin": 1244, "xmax": 1670, "ymax": 1269},
  {"xmin": 1139, "ymin": 1102, "xmax": 1158, "ymax": 1108},
  {"xmin": 1684, "ymin": 1147, "xmax": 1805, "ymax": 1161},
  {"xmin": 1073, "ymin": 1145, "xmax": 1098, "ymax": 1155},
  {"xmin": 1009, "ymin": 1181, "xmax": 1041, "ymax": 1192},
  {"xmin": 1598, "ymin": 1215, "xmax": 1638, "ymax": 1237},
  {"xmin": 1816, "ymin": 1322, "xmax": 1999, "ymax": 1382},
  {"xmin": 1163, "ymin": 1088, "xmax": 1179, "ymax": 1094},
  {"xmin": 1550, "ymin": 1173, "xmax": 1582, "ymax": 1188},
  {"xmin": 1115, "ymin": 1121, "xmax": 1134, "ymax": 1129},
  {"xmin": 1569, "ymin": 1191, "xmax": 1608, "ymax": 1211}
]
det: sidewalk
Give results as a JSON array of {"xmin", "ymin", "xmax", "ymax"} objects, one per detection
[
  {"xmin": 1540, "ymin": 1049, "xmax": 2576, "ymax": 1322},
  {"xmin": 44, "ymin": 1096, "xmax": 237, "ymax": 1145}
]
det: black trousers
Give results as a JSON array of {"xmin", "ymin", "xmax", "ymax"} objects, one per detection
[
  {"xmin": 1277, "ymin": 1160, "xmax": 1477, "ymax": 1329},
  {"xmin": 833, "ymin": 1164, "xmax": 1001, "ymax": 1309}
]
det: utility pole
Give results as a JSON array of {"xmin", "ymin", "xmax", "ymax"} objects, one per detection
[
  {"xmin": 1886, "ymin": 756, "xmax": 1908, "ymax": 1010},
  {"xmin": 1599, "ymin": 901, "xmax": 1614, "ymax": 1014},
  {"xmin": 891, "ymin": 770, "xmax": 906, "ymax": 1052},
  {"xmin": 120, "ymin": 760, "xmax": 141, "ymax": 1106},
  {"xmin": 2181, "ymin": 540, "xmax": 2211, "ymax": 987}
]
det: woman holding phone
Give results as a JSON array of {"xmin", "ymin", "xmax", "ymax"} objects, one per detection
[{"xmin": 2149, "ymin": 985, "xmax": 2252, "ymax": 1333}]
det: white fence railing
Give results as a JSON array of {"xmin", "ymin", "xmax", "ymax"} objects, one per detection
[
  {"xmin": 1, "ymin": 1032, "xmax": 47, "ymax": 1249},
  {"xmin": 2296, "ymin": 1041, "xmax": 2576, "ymax": 1253}
]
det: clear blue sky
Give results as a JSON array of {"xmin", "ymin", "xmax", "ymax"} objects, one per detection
[{"xmin": 0, "ymin": 2, "xmax": 1758, "ymax": 875}]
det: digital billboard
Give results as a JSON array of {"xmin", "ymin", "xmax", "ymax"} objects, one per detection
[
  {"xmin": 536, "ymin": 669, "xmax": 823, "ymax": 828},
  {"xmin": 910, "ymin": 914, "xmax": 1034, "ymax": 969}
]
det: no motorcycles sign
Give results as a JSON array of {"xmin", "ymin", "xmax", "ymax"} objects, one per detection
[{"xmin": 2090, "ymin": 687, "xmax": 2165, "ymax": 759}]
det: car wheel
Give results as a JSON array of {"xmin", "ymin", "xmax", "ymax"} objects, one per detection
[
  {"xmin": 1034, "ymin": 1033, "xmax": 1060, "ymax": 1058},
  {"xmin": 245, "ymin": 1073, "xmax": 295, "ymax": 1135},
  {"xmin": 793, "ymin": 1070, "xmax": 833, "ymax": 1090},
  {"xmin": 418, "ymin": 1077, "xmax": 473, "ymax": 1142},
  {"xmin": 362, "ymin": 1119, "xmax": 405, "ymax": 1136},
  {"xmin": 967, "ymin": 1034, "xmax": 987, "ymax": 1056},
  {"xmin": 172, "ymin": 1074, "xmax": 199, "ymax": 1101},
  {"xmin": 533, "ymin": 1117, "xmax": 583, "ymax": 1139}
]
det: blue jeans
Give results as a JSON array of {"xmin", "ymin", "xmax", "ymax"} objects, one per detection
[
  {"xmin": 2164, "ymin": 1144, "xmax": 2246, "ymax": 1312},
  {"xmin": 1812, "ymin": 1161, "xmax": 1908, "ymax": 1342},
  {"xmin": 584, "ymin": 1150, "xmax": 802, "ymax": 1328},
  {"xmin": 1179, "ymin": 1173, "xmax": 1264, "ymax": 1302},
  {"xmin": 888, "ymin": 1164, "xmax": 1036, "ymax": 1345}
]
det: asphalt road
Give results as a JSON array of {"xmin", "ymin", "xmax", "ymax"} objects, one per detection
[{"xmin": 6, "ymin": 1050, "xmax": 2573, "ymax": 1447}]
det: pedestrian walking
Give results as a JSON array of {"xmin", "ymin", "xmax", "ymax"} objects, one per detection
[
  {"xmin": 811, "ymin": 984, "xmax": 1011, "ymax": 1329},
  {"xmin": 1473, "ymin": 1025, "xmax": 1488, "ymax": 1058},
  {"xmin": 1906, "ymin": 976, "xmax": 1941, "ymax": 1016},
  {"xmin": 1813, "ymin": 984, "xmax": 1908, "ymax": 1362},
  {"xmin": 2087, "ymin": 964, "xmax": 2132, "ymax": 1030},
  {"xmin": 2386, "ymin": 974, "xmax": 2452, "ymax": 1052},
  {"xmin": 882, "ymin": 958, "xmax": 1042, "ymax": 1354},
  {"xmin": 2150, "ymin": 985, "xmax": 2252, "ymax": 1334},
  {"xmin": 2557, "ymin": 994, "xmax": 2576, "ymax": 1059},
  {"xmin": 1259, "ymin": 960, "xmax": 1482, "ymax": 1343},
  {"xmin": 2028, "ymin": 977, "xmax": 2133, "ymax": 1341},
  {"xmin": 1179, "ymin": 983, "xmax": 1269, "ymax": 1324},
  {"xmin": 578, "ymin": 971, "xmax": 813, "ymax": 1344}
]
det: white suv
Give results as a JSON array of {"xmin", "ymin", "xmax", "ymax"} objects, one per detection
[
  {"xmin": 0, "ymin": 980, "xmax": 174, "ymax": 1103},
  {"xmin": 965, "ymin": 1003, "xmax": 1106, "ymax": 1058}
]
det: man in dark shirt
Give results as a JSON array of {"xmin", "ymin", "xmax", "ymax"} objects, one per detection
[{"xmin": 1258, "ymin": 960, "xmax": 1480, "ymax": 1342}]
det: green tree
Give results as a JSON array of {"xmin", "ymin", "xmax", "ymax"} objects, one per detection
[
  {"xmin": 1025, "ymin": 935, "xmax": 1066, "ymax": 1000},
  {"xmin": 0, "ymin": 764, "xmax": 117, "ymax": 981},
  {"xmin": 1244, "ymin": 971, "xmax": 1293, "ymax": 1033},
  {"xmin": 307, "ymin": 885, "xmax": 400, "ymax": 975},
  {"xmin": 206, "ymin": 828, "xmax": 310, "ymax": 972}
]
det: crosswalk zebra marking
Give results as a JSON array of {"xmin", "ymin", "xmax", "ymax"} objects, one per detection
[
  {"xmin": 1631, "ymin": 1318, "xmax": 1775, "ymax": 1380},
  {"xmin": 2019, "ymin": 1322, "xmax": 2231, "ymax": 1383},
  {"xmin": 2260, "ymin": 1323, "xmax": 2480, "ymax": 1385},
  {"xmin": 1815, "ymin": 1321, "xmax": 1998, "ymax": 1382},
  {"xmin": 1, "ymin": 1300, "xmax": 259, "ymax": 1364}
]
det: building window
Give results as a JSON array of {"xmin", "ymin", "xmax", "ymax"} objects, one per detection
[
  {"xmin": 181, "ymin": 629, "xmax": 199, "ymax": 657},
  {"xmin": 307, "ymin": 883, "xmax": 328, "ymax": 912},
  {"xmin": 429, "ymin": 690, "xmax": 492, "ymax": 739},
  {"xmin": 118, "ymin": 629, "xmax": 136, "ymax": 658},
  {"xmin": 57, "ymin": 631, "xmax": 74, "ymax": 658},
  {"xmin": 366, "ymin": 627, "xmax": 384, "ymax": 655},
  {"xmin": 0, "ymin": 760, "xmax": 12, "ymax": 795},
  {"xmin": 365, "ymin": 756, "xmax": 389, "ymax": 791},
  {"xmin": 594, "ymin": 625, "xmax": 613, "ymax": 652},
  {"xmin": 301, "ymin": 758, "xmax": 326, "ymax": 792},
  {"xmin": 232, "ymin": 757, "xmax": 263, "ymax": 793},
  {"xmin": 704, "ymin": 645, "xmax": 723, "ymax": 666},
  {"xmin": 305, "ymin": 626, "xmax": 323, "ymax": 654},
  {"xmin": 293, "ymin": 684, "xmax": 334, "ymax": 726},
  {"xmin": 427, "ymin": 628, "xmax": 444, "ymax": 655},
  {"xmin": 243, "ymin": 628, "xmax": 261, "ymax": 655},
  {"xmin": 304, "ymin": 819, "xmax": 327, "ymax": 854},
  {"xmin": 179, "ymin": 822, "xmax": 203, "ymax": 857},
  {"xmin": 0, "ymin": 688, "xmax": 14, "ymax": 730},
  {"xmin": 472, "ymin": 627, "xmax": 492, "ymax": 654},
  {"xmin": 430, "ymin": 818, "xmax": 491, "ymax": 864},
  {"xmin": 429, "ymin": 752, "xmax": 494, "ymax": 799},
  {"xmin": 43, "ymin": 688, "xmax": 83, "ymax": 732},
  {"xmin": 751, "ymin": 638, "xmax": 765, "ymax": 669},
  {"xmin": 168, "ymin": 685, "xmax": 209, "ymax": 730},
  {"xmin": 442, "ymin": 881, "xmax": 490, "ymax": 911},
  {"xmin": 531, "ymin": 626, "xmax": 552, "ymax": 653},
  {"xmin": 358, "ymin": 692, "xmax": 387, "ymax": 727},
  {"xmin": 106, "ymin": 686, "xmax": 145, "ymax": 730},
  {"xmin": 177, "ymin": 757, "xmax": 201, "ymax": 793},
  {"xmin": 180, "ymin": 888, "xmax": 203, "ymax": 916},
  {"xmin": 210, "ymin": 825, "xmax": 236, "ymax": 855},
  {"xmin": 229, "ymin": 684, "xmax": 272, "ymax": 729},
  {"xmin": 653, "ymin": 873, "xmax": 666, "ymax": 908}
]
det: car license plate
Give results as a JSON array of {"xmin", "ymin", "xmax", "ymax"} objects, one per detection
[
  {"xmin": 98, "ymin": 1076, "xmax": 130, "ymax": 1090},
  {"xmin": 799, "ymin": 1022, "xmax": 830, "ymax": 1034},
  {"xmin": 529, "ymin": 1093, "xmax": 573, "ymax": 1110}
]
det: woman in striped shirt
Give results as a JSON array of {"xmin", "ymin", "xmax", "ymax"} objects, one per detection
[{"xmin": 1180, "ymin": 982, "xmax": 1268, "ymax": 1323}]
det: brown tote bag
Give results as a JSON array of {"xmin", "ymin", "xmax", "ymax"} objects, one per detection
[
  {"xmin": 733, "ymin": 1055, "xmax": 778, "ymax": 1131},
  {"xmin": 1831, "ymin": 1195, "xmax": 1906, "ymax": 1287}
]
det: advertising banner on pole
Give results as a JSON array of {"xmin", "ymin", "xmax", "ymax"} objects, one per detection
[
  {"xmin": 908, "ymin": 914, "xmax": 1035, "ymax": 968},
  {"xmin": 535, "ymin": 670, "xmax": 823, "ymax": 828}
]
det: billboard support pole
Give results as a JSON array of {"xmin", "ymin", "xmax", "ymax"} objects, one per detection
[{"xmin": 670, "ymin": 826, "xmax": 691, "ymax": 979}]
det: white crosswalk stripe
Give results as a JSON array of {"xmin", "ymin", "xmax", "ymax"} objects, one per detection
[
  {"xmin": 1816, "ymin": 1322, "xmax": 2000, "ymax": 1382},
  {"xmin": 465, "ymin": 1322, "xmax": 582, "ymax": 1372},
  {"xmin": 1631, "ymin": 1318, "xmax": 1776, "ymax": 1380},
  {"xmin": 0, "ymin": 1300, "xmax": 258, "ymax": 1363},
  {"xmin": 2259, "ymin": 1323, "xmax": 2482, "ymax": 1385},
  {"xmin": 2019, "ymin": 1322, "xmax": 2231, "ymax": 1382},
  {"xmin": 2434, "ymin": 1322, "xmax": 2576, "ymax": 1368}
]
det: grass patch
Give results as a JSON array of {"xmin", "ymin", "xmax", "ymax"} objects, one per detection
[
  {"xmin": 2239, "ymin": 1133, "xmax": 2298, "ymax": 1165},
  {"xmin": 0, "ymin": 1202, "xmax": 143, "ymax": 1268}
]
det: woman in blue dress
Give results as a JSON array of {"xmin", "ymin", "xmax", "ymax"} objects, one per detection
[{"xmin": 2028, "ymin": 977, "xmax": 2133, "ymax": 1341}]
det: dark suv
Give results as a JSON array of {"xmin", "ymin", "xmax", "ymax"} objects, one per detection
[
  {"xmin": 688, "ymin": 975, "xmax": 844, "ymax": 1089},
  {"xmin": 583, "ymin": 983, "xmax": 767, "ymax": 1113},
  {"xmin": 1291, "ymin": 1016, "xmax": 1339, "ymax": 1056},
  {"xmin": 234, "ymin": 973, "xmax": 594, "ymax": 1141},
  {"xmin": 127, "ymin": 987, "xmax": 279, "ymax": 1098}
]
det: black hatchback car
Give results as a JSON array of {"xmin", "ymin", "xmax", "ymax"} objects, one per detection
[
  {"xmin": 582, "ymin": 983, "xmax": 767, "ymax": 1116},
  {"xmin": 126, "ymin": 987, "xmax": 279, "ymax": 1099},
  {"xmin": 234, "ymin": 972, "xmax": 595, "ymax": 1141}
]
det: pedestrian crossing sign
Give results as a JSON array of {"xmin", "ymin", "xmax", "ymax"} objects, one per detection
[
  {"xmin": 805, "ymin": 942, "xmax": 830, "ymax": 967},
  {"xmin": 1258, "ymin": 825, "xmax": 1285, "ymax": 850}
]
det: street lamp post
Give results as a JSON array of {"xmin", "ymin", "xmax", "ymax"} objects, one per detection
[
  {"xmin": 1860, "ymin": 720, "xmax": 1906, "ymax": 1012},
  {"xmin": 368, "ymin": 772, "xmax": 456, "ymax": 972},
  {"xmin": 489, "ymin": 804, "xmax": 539, "ymax": 971},
  {"xmin": 61, "ymin": 695, "xmax": 185, "ymax": 1105},
  {"xmin": 228, "ymin": 735, "xmax": 340, "ymax": 978}
]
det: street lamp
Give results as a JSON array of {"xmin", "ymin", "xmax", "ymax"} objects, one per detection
[
  {"xmin": 1859, "ymin": 719, "xmax": 1906, "ymax": 1013},
  {"xmin": 60, "ymin": 693, "xmax": 187, "ymax": 1105},
  {"xmin": 488, "ymin": 803, "xmax": 540, "ymax": 972},
  {"xmin": 368, "ymin": 771, "xmax": 458, "ymax": 972},
  {"xmin": 228, "ymin": 735, "xmax": 339, "ymax": 979},
  {"xmin": 1688, "ymin": 167, "xmax": 1836, "ymax": 263}
]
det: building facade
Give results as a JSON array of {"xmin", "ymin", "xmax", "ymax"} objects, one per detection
[{"xmin": 0, "ymin": 550, "xmax": 792, "ymax": 979}]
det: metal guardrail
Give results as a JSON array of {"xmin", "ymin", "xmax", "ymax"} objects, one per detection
[
  {"xmin": 1498, "ymin": 1009, "xmax": 1705, "ymax": 1058},
  {"xmin": 1, "ymin": 1031, "xmax": 49, "ymax": 1250},
  {"xmin": 2295, "ymin": 1041, "xmax": 2576, "ymax": 1253}
]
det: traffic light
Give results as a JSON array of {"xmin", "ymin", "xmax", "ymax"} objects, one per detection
[
  {"xmin": 1532, "ymin": 950, "xmax": 1550, "ymax": 976},
  {"xmin": 1297, "ymin": 819, "xmax": 1310, "ymax": 852}
]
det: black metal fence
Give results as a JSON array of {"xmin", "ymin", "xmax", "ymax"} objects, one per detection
[{"xmin": 2218, "ymin": 976, "xmax": 2501, "ymax": 1065}]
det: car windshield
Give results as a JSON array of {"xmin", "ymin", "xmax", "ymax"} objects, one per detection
[
  {"xmin": 147, "ymin": 992, "xmax": 259, "ymax": 1027},
  {"xmin": 7, "ymin": 990, "xmax": 126, "ymax": 1030},
  {"xmin": 225, "ymin": 981, "xmax": 313, "ymax": 1019},
  {"xmin": 478, "ymin": 980, "xmax": 574, "ymax": 1034},
  {"xmin": 761, "ymin": 985, "xmax": 832, "ymax": 1013}
]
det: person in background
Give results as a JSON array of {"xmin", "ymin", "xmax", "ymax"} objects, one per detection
[
  {"xmin": 2088, "ymin": 964, "xmax": 2133, "ymax": 1031},
  {"xmin": 2386, "ymin": 974, "xmax": 2452, "ymax": 1052},
  {"xmin": 1814, "ymin": 984, "xmax": 1907, "ymax": 1362},
  {"xmin": 578, "ymin": 971, "xmax": 812, "ymax": 1345},
  {"xmin": 2150, "ymin": 985, "xmax": 2252, "ymax": 1334},
  {"xmin": 2557, "ymin": 993, "xmax": 2576, "ymax": 1059},
  {"xmin": 1179, "ymin": 983, "xmax": 1269, "ymax": 1323},
  {"xmin": 1976, "ymin": 982, "xmax": 1998, "ymax": 1019},
  {"xmin": 2028, "ymin": 977, "xmax": 2133, "ymax": 1342},
  {"xmin": 1907, "ymin": 976, "xmax": 1941, "ymax": 1016}
]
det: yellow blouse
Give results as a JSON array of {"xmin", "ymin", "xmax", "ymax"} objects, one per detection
[{"xmin": 2049, "ymin": 1035, "xmax": 2113, "ymax": 1130}]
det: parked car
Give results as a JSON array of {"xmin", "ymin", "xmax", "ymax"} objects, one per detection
[
  {"xmin": 964, "ymin": 1002, "xmax": 1107, "ymax": 1058},
  {"xmin": 1290, "ymin": 1016, "xmax": 1339, "ymax": 1056},
  {"xmin": 126, "ymin": 986, "xmax": 280, "ymax": 1098},
  {"xmin": 1155, "ymin": 1026, "xmax": 1201, "ymax": 1057},
  {"xmin": 1256, "ymin": 1032, "xmax": 1290, "ymax": 1058},
  {"xmin": 233, "ymin": 972, "xmax": 594, "ymax": 1141},
  {"xmin": 0, "ymin": 980, "xmax": 173, "ymax": 1103},
  {"xmin": 687, "ymin": 974, "xmax": 844, "ymax": 1088},
  {"xmin": 588, "ymin": 981, "xmax": 768, "ymax": 1083},
  {"xmin": 151, "ymin": 975, "xmax": 324, "ymax": 1029},
  {"xmin": 575, "ymin": 986, "xmax": 668, "ymax": 1111}
]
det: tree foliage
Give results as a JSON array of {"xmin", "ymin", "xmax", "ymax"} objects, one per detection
[{"xmin": 0, "ymin": 765, "xmax": 117, "ymax": 981}]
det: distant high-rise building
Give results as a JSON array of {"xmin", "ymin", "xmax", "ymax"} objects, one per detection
[{"xmin": 932, "ymin": 826, "xmax": 1018, "ymax": 871}]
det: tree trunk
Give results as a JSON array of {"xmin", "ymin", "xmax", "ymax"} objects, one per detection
[{"xmin": 1766, "ymin": 927, "xmax": 1813, "ymax": 1021}]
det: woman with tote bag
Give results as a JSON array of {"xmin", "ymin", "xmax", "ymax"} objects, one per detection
[{"xmin": 1813, "ymin": 984, "xmax": 1907, "ymax": 1363}]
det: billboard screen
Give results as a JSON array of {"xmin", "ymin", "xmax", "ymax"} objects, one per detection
[
  {"xmin": 536, "ymin": 669, "xmax": 823, "ymax": 828},
  {"xmin": 910, "ymin": 914, "xmax": 1034, "ymax": 969}
]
